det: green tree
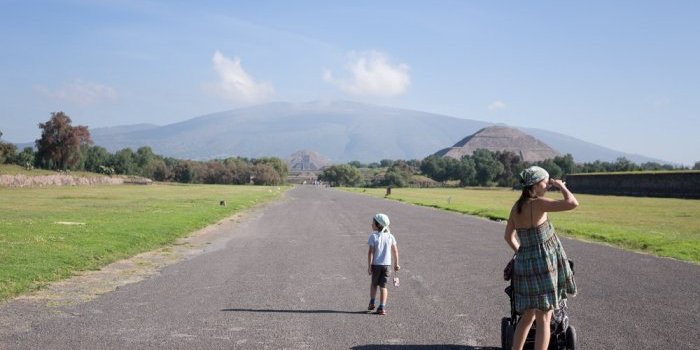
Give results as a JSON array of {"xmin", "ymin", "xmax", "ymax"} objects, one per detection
[
  {"xmin": 254, "ymin": 157, "xmax": 288, "ymax": 183},
  {"xmin": 35, "ymin": 112, "xmax": 92, "ymax": 170},
  {"xmin": 456, "ymin": 156, "xmax": 477, "ymax": 186},
  {"xmin": 640, "ymin": 162, "xmax": 675, "ymax": 171},
  {"xmin": 383, "ymin": 170, "xmax": 408, "ymax": 187},
  {"xmin": 420, "ymin": 155, "xmax": 452, "ymax": 182},
  {"xmin": 537, "ymin": 159, "xmax": 563, "ymax": 179},
  {"xmin": 694, "ymin": 161, "xmax": 700, "ymax": 170},
  {"xmin": 172, "ymin": 161, "xmax": 195, "ymax": 183},
  {"xmin": 135, "ymin": 146, "xmax": 156, "ymax": 170},
  {"xmin": 383, "ymin": 161, "xmax": 413, "ymax": 187},
  {"xmin": 613, "ymin": 157, "xmax": 637, "ymax": 172},
  {"xmin": 553, "ymin": 154, "xmax": 577, "ymax": 177},
  {"xmin": 0, "ymin": 142, "xmax": 17, "ymax": 164},
  {"xmin": 379, "ymin": 159, "xmax": 394, "ymax": 168},
  {"xmin": 0, "ymin": 130, "xmax": 16, "ymax": 164},
  {"xmin": 318, "ymin": 164, "xmax": 364, "ymax": 187},
  {"xmin": 98, "ymin": 165, "xmax": 115, "ymax": 175},
  {"xmin": 144, "ymin": 158, "xmax": 170, "ymax": 181},
  {"xmin": 406, "ymin": 159, "xmax": 421, "ymax": 168},
  {"xmin": 111, "ymin": 148, "xmax": 137, "ymax": 175},
  {"xmin": 579, "ymin": 160, "xmax": 606, "ymax": 173},
  {"xmin": 472, "ymin": 149, "xmax": 504, "ymax": 186},
  {"xmin": 198, "ymin": 161, "xmax": 231, "ymax": 184},
  {"xmin": 494, "ymin": 151, "xmax": 523, "ymax": 187},
  {"xmin": 224, "ymin": 157, "xmax": 251, "ymax": 184},
  {"xmin": 252, "ymin": 163, "xmax": 282, "ymax": 185},
  {"xmin": 83, "ymin": 145, "xmax": 112, "ymax": 173},
  {"xmin": 419, "ymin": 155, "xmax": 442, "ymax": 181},
  {"xmin": 348, "ymin": 160, "xmax": 364, "ymax": 168},
  {"xmin": 15, "ymin": 147, "xmax": 35, "ymax": 168}
]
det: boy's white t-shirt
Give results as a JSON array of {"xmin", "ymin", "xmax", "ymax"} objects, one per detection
[{"xmin": 368, "ymin": 231, "xmax": 397, "ymax": 266}]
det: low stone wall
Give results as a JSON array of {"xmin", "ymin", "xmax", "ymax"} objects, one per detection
[
  {"xmin": 565, "ymin": 172, "xmax": 700, "ymax": 199},
  {"xmin": 0, "ymin": 174, "xmax": 152, "ymax": 188}
]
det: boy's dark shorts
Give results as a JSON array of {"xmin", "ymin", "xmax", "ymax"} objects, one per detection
[{"xmin": 371, "ymin": 265, "xmax": 391, "ymax": 288}]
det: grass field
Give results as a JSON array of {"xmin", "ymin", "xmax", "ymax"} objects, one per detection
[
  {"xmin": 0, "ymin": 183, "xmax": 287, "ymax": 301},
  {"xmin": 345, "ymin": 187, "xmax": 700, "ymax": 264}
]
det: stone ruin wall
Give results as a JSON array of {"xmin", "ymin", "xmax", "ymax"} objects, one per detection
[
  {"xmin": 565, "ymin": 172, "xmax": 700, "ymax": 199},
  {"xmin": 0, "ymin": 174, "xmax": 152, "ymax": 188}
]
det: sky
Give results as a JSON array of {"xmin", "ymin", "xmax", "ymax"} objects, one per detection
[{"xmin": 1, "ymin": 0, "xmax": 698, "ymax": 165}]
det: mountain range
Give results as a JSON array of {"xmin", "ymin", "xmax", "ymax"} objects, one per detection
[{"xmin": 86, "ymin": 100, "xmax": 663, "ymax": 164}]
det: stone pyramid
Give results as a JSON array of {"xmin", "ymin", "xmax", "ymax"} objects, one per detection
[
  {"xmin": 287, "ymin": 150, "xmax": 331, "ymax": 171},
  {"xmin": 435, "ymin": 126, "xmax": 560, "ymax": 162}
]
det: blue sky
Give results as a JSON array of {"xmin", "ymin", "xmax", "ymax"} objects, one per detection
[{"xmin": 1, "ymin": 0, "xmax": 698, "ymax": 165}]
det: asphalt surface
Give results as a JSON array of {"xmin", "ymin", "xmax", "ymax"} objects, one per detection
[{"xmin": 1, "ymin": 186, "xmax": 698, "ymax": 349}]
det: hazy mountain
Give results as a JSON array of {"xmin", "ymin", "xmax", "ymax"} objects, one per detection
[
  {"xmin": 91, "ymin": 101, "xmax": 491, "ymax": 163},
  {"xmin": 88, "ymin": 100, "xmax": 666, "ymax": 164},
  {"xmin": 89, "ymin": 123, "xmax": 159, "ymax": 136},
  {"xmin": 522, "ymin": 128, "xmax": 666, "ymax": 164}
]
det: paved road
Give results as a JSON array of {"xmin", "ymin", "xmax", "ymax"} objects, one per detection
[{"xmin": 1, "ymin": 186, "xmax": 698, "ymax": 349}]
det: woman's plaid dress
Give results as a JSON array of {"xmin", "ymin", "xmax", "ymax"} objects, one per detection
[{"xmin": 513, "ymin": 220, "xmax": 576, "ymax": 313}]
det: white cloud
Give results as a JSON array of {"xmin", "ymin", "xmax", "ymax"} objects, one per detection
[
  {"xmin": 488, "ymin": 100, "xmax": 506, "ymax": 112},
  {"xmin": 35, "ymin": 79, "xmax": 118, "ymax": 106},
  {"xmin": 208, "ymin": 50, "xmax": 274, "ymax": 104},
  {"xmin": 324, "ymin": 50, "xmax": 410, "ymax": 97}
]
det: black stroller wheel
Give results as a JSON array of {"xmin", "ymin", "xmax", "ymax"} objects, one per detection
[
  {"xmin": 505, "ymin": 319, "xmax": 515, "ymax": 350},
  {"xmin": 501, "ymin": 317, "xmax": 514, "ymax": 350},
  {"xmin": 565, "ymin": 325, "xmax": 576, "ymax": 350},
  {"xmin": 501, "ymin": 317, "xmax": 508, "ymax": 349}
]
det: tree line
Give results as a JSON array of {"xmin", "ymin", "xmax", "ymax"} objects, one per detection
[
  {"xmin": 319, "ymin": 149, "xmax": 700, "ymax": 188},
  {"xmin": 0, "ymin": 112, "xmax": 287, "ymax": 185},
  {"xmin": 2, "ymin": 112, "xmax": 697, "ymax": 188}
]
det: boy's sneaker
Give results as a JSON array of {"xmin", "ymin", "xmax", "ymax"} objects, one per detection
[
  {"xmin": 375, "ymin": 307, "xmax": 386, "ymax": 315},
  {"xmin": 367, "ymin": 303, "xmax": 376, "ymax": 311}
]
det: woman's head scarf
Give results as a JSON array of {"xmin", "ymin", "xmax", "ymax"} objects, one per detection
[{"xmin": 519, "ymin": 166, "xmax": 549, "ymax": 187}]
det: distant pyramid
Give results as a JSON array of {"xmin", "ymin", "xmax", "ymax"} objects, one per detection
[
  {"xmin": 288, "ymin": 150, "xmax": 331, "ymax": 171},
  {"xmin": 435, "ymin": 126, "xmax": 560, "ymax": 162}
]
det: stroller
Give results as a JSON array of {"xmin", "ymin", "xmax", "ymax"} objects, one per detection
[{"xmin": 501, "ymin": 259, "xmax": 577, "ymax": 350}]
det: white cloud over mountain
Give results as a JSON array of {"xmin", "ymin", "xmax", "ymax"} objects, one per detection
[
  {"xmin": 208, "ymin": 50, "xmax": 275, "ymax": 104},
  {"xmin": 323, "ymin": 50, "xmax": 410, "ymax": 97}
]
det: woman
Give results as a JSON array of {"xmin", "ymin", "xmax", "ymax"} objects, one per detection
[{"xmin": 504, "ymin": 166, "xmax": 578, "ymax": 350}]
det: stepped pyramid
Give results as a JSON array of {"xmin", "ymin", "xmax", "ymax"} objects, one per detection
[
  {"xmin": 287, "ymin": 150, "xmax": 331, "ymax": 171},
  {"xmin": 435, "ymin": 126, "xmax": 560, "ymax": 162}
]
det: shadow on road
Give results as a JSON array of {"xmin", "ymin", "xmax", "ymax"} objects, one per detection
[
  {"xmin": 221, "ymin": 308, "xmax": 367, "ymax": 314},
  {"xmin": 352, "ymin": 346, "xmax": 500, "ymax": 350}
]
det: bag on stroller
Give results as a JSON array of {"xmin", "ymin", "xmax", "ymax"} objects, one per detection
[{"xmin": 501, "ymin": 259, "xmax": 577, "ymax": 350}]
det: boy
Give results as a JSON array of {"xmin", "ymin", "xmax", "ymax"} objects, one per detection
[{"xmin": 367, "ymin": 213, "xmax": 400, "ymax": 315}]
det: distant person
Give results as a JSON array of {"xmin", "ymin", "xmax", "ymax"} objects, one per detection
[
  {"xmin": 367, "ymin": 213, "xmax": 400, "ymax": 315},
  {"xmin": 504, "ymin": 166, "xmax": 578, "ymax": 350}
]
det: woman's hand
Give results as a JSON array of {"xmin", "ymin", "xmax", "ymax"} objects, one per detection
[
  {"xmin": 549, "ymin": 178, "xmax": 567, "ymax": 190},
  {"xmin": 543, "ymin": 178, "xmax": 579, "ymax": 211}
]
